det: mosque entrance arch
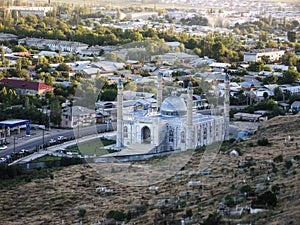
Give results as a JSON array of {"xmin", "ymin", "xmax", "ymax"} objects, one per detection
[{"xmin": 141, "ymin": 126, "xmax": 151, "ymax": 144}]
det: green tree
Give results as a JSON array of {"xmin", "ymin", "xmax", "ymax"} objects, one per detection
[
  {"xmin": 287, "ymin": 31, "xmax": 297, "ymax": 42},
  {"xmin": 100, "ymin": 89, "xmax": 117, "ymax": 101},
  {"xmin": 212, "ymin": 41, "xmax": 225, "ymax": 61},
  {"xmin": 1, "ymin": 45, "xmax": 4, "ymax": 64},
  {"xmin": 12, "ymin": 45, "xmax": 28, "ymax": 52},
  {"xmin": 280, "ymin": 69, "xmax": 300, "ymax": 84},
  {"xmin": 274, "ymin": 87, "xmax": 283, "ymax": 101},
  {"xmin": 248, "ymin": 61, "xmax": 264, "ymax": 72},
  {"xmin": 254, "ymin": 191, "xmax": 277, "ymax": 208},
  {"xmin": 56, "ymin": 63, "xmax": 71, "ymax": 72},
  {"xmin": 201, "ymin": 212, "xmax": 222, "ymax": 225},
  {"xmin": 50, "ymin": 98, "xmax": 62, "ymax": 126}
]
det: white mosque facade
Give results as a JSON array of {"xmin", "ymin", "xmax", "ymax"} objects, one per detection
[{"xmin": 116, "ymin": 75, "xmax": 228, "ymax": 152}]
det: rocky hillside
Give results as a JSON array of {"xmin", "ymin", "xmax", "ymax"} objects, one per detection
[{"xmin": 0, "ymin": 115, "xmax": 299, "ymax": 225}]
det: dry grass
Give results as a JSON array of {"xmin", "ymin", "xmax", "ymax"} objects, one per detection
[{"xmin": 0, "ymin": 114, "xmax": 300, "ymax": 224}]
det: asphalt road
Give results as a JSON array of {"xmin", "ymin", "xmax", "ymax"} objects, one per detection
[{"xmin": 0, "ymin": 123, "xmax": 116, "ymax": 158}]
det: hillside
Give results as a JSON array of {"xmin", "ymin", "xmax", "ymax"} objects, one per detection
[{"xmin": 0, "ymin": 115, "xmax": 299, "ymax": 224}]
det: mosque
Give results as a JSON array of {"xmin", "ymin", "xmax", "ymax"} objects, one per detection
[{"xmin": 115, "ymin": 74, "xmax": 230, "ymax": 152}]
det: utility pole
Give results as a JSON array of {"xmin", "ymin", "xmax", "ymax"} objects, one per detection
[
  {"xmin": 13, "ymin": 136, "xmax": 16, "ymax": 153},
  {"xmin": 77, "ymin": 115, "xmax": 80, "ymax": 139},
  {"xmin": 42, "ymin": 128, "xmax": 45, "ymax": 150}
]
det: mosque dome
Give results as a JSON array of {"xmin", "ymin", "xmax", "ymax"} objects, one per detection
[{"xmin": 161, "ymin": 96, "xmax": 187, "ymax": 117}]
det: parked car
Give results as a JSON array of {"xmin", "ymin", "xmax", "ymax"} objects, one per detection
[
  {"xmin": 48, "ymin": 139, "xmax": 57, "ymax": 145},
  {"xmin": 0, "ymin": 145, "xmax": 8, "ymax": 150},
  {"xmin": 19, "ymin": 149, "xmax": 29, "ymax": 154},
  {"xmin": 57, "ymin": 136, "xmax": 67, "ymax": 142}
]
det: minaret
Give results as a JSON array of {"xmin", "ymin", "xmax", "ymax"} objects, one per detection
[
  {"xmin": 224, "ymin": 73, "xmax": 230, "ymax": 140},
  {"xmin": 116, "ymin": 78, "xmax": 123, "ymax": 148},
  {"xmin": 157, "ymin": 73, "xmax": 163, "ymax": 112},
  {"xmin": 186, "ymin": 81, "xmax": 193, "ymax": 149}
]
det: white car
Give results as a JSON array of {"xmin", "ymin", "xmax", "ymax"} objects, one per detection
[
  {"xmin": 48, "ymin": 139, "xmax": 57, "ymax": 144},
  {"xmin": 57, "ymin": 136, "xmax": 67, "ymax": 142},
  {"xmin": 0, "ymin": 145, "xmax": 7, "ymax": 150}
]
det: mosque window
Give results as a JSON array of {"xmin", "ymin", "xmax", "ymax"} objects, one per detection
[
  {"xmin": 124, "ymin": 126, "xmax": 128, "ymax": 138},
  {"xmin": 169, "ymin": 129, "xmax": 174, "ymax": 142},
  {"xmin": 181, "ymin": 131, "xmax": 185, "ymax": 143},
  {"xmin": 203, "ymin": 127, "xmax": 207, "ymax": 140}
]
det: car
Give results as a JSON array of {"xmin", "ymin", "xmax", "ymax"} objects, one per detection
[
  {"xmin": 20, "ymin": 149, "xmax": 29, "ymax": 153},
  {"xmin": 48, "ymin": 139, "xmax": 57, "ymax": 144},
  {"xmin": 0, "ymin": 157, "xmax": 7, "ymax": 162},
  {"xmin": 0, "ymin": 145, "xmax": 8, "ymax": 150},
  {"xmin": 57, "ymin": 136, "xmax": 67, "ymax": 142}
]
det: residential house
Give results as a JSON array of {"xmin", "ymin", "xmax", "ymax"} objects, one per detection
[
  {"xmin": 0, "ymin": 78, "xmax": 54, "ymax": 96},
  {"xmin": 0, "ymin": 33, "xmax": 18, "ymax": 42},
  {"xmin": 151, "ymin": 52, "xmax": 199, "ymax": 65},
  {"xmin": 290, "ymin": 101, "xmax": 300, "ymax": 112},
  {"xmin": 243, "ymin": 49, "xmax": 285, "ymax": 62},
  {"xmin": 233, "ymin": 112, "xmax": 265, "ymax": 122},
  {"xmin": 6, "ymin": 6, "xmax": 53, "ymax": 17},
  {"xmin": 250, "ymin": 87, "xmax": 274, "ymax": 101},
  {"xmin": 126, "ymin": 12, "xmax": 158, "ymax": 20},
  {"xmin": 279, "ymin": 84, "xmax": 300, "ymax": 95},
  {"xmin": 18, "ymin": 38, "xmax": 88, "ymax": 53},
  {"xmin": 61, "ymin": 106, "xmax": 96, "ymax": 128}
]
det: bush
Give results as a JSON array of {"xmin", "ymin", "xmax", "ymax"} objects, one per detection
[
  {"xmin": 285, "ymin": 161, "xmax": 292, "ymax": 169},
  {"xmin": 252, "ymin": 191, "xmax": 277, "ymax": 208},
  {"xmin": 240, "ymin": 185, "xmax": 254, "ymax": 194},
  {"xmin": 201, "ymin": 212, "xmax": 222, "ymax": 225},
  {"xmin": 225, "ymin": 195, "xmax": 235, "ymax": 207},
  {"xmin": 185, "ymin": 209, "xmax": 193, "ymax": 218},
  {"xmin": 257, "ymin": 137, "xmax": 270, "ymax": 146},
  {"xmin": 274, "ymin": 154, "xmax": 283, "ymax": 163},
  {"xmin": 78, "ymin": 208, "xmax": 86, "ymax": 217},
  {"xmin": 106, "ymin": 210, "xmax": 127, "ymax": 221}
]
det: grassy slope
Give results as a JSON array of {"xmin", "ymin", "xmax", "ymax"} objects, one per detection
[{"xmin": 0, "ymin": 114, "xmax": 299, "ymax": 224}]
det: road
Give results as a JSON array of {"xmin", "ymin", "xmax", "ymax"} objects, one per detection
[{"xmin": 0, "ymin": 123, "xmax": 116, "ymax": 158}]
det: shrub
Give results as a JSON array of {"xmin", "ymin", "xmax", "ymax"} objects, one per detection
[
  {"xmin": 185, "ymin": 209, "xmax": 193, "ymax": 218},
  {"xmin": 257, "ymin": 137, "xmax": 270, "ymax": 146},
  {"xmin": 202, "ymin": 212, "xmax": 222, "ymax": 225},
  {"xmin": 274, "ymin": 154, "xmax": 283, "ymax": 163},
  {"xmin": 240, "ymin": 185, "xmax": 254, "ymax": 194},
  {"xmin": 225, "ymin": 195, "xmax": 235, "ymax": 207},
  {"xmin": 285, "ymin": 161, "xmax": 292, "ymax": 169},
  {"xmin": 78, "ymin": 208, "xmax": 86, "ymax": 217},
  {"xmin": 252, "ymin": 191, "xmax": 277, "ymax": 208},
  {"xmin": 106, "ymin": 210, "xmax": 127, "ymax": 221}
]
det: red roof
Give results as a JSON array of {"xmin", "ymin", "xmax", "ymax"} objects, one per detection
[{"xmin": 0, "ymin": 78, "xmax": 54, "ymax": 92}]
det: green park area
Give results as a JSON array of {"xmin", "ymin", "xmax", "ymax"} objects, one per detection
[{"xmin": 67, "ymin": 139, "xmax": 116, "ymax": 156}]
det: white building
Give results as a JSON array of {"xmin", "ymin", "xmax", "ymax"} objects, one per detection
[
  {"xmin": 244, "ymin": 49, "xmax": 285, "ymax": 62},
  {"xmin": 116, "ymin": 76, "xmax": 226, "ymax": 152},
  {"xmin": 18, "ymin": 38, "xmax": 88, "ymax": 53}
]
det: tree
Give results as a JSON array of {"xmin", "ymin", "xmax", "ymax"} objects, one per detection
[
  {"xmin": 100, "ymin": 89, "xmax": 117, "ymax": 101},
  {"xmin": 287, "ymin": 31, "xmax": 297, "ymax": 42},
  {"xmin": 274, "ymin": 87, "xmax": 283, "ymax": 101},
  {"xmin": 201, "ymin": 213, "xmax": 222, "ymax": 225},
  {"xmin": 1, "ymin": 45, "xmax": 4, "ymax": 64},
  {"xmin": 253, "ymin": 191, "xmax": 277, "ymax": 208},
  {"xmin": 248, "ymin": 61, "xmax": 264, "ymax": 72},
  {"xmin": 50, "ymin": 98, "xmax": 62, "ymax": 126},
  {"xmin": 212, "ymin": 41, "xmax": 225, "ymax": 61},
  {"xmin": 280, "ymin": 69, "xmax": 300, "ymax": 84},
  {"xmin": 56, "ymin": 63, "xmax": 71, "ymax": 72},
  {"xmin": 12, "ymin": 45, "xmax": 28, "ymax": 52},
  {"xmin": 263, "ymin": 91, "xmax": 269, "ymax": 100}
]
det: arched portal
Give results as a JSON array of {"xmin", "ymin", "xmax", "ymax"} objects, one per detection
[{"xmin": 141, "ymin": 126, "xmax": 151, "ymax": 144}]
